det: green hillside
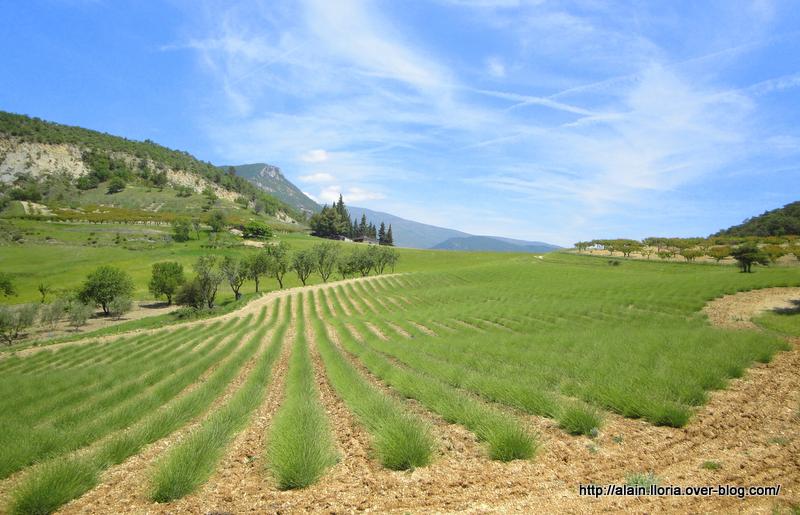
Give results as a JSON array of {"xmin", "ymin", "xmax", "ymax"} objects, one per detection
[
  {"xmin": 0, "ymin": 111, "xmax": 303, "ymax": 222},
  {"xmin": 715, "ymin": 201, "xmax": 800, "ymax": 237}
]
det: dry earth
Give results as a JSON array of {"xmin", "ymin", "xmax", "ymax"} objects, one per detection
[{"xmin": 33, "ymin": 282, "xmax": 800, "ymax": 514}]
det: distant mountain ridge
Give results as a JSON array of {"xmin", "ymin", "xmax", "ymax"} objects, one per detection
[
  {"xmin": 432, "ymin": 235, "xmax": 560, "ymax": 253},
  {"xmin": 224, "ymin": 163, "xmax": 319, "ymax": 215}
]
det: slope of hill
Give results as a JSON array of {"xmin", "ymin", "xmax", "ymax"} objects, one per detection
[
  {"xmin": 347, "ymin": 206, "xmax": 470, "ymax": 249},
  {"xmin": 715, "ymin": 201, "xmax": 800, "ymax": 237},
  {"xmin": 0, "ymin": 111, "xmax": 302, "ymax": 225},
  {"xmin": 225, "ymin": 163, "xmax": 319, "ymax": 215},
  {"xmin": 432, "ymin": 235, "xmax": 560, "ymax": 253}
]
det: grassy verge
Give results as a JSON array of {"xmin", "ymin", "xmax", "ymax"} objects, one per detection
[
  {"xmin": 266, "ymin": 295, "xmax": 337, "ymax": 489},
  {"xmin": 311, "ymin": 291, "xmax": 435, "ymax": 470}
]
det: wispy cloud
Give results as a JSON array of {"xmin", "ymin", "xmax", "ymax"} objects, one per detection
[{"xmin": 172, "ymin": 0, "xmax": 799, "ymax": 243}]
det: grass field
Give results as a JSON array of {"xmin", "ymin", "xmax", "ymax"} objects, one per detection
[{"xmin": 0, "ymin": 241, "xmax": 798, "ymax": 512}]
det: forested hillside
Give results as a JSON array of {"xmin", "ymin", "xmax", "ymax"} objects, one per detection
[{"xmin": 715, "ymin": 201, "xmax": 800, "ymax": 237}]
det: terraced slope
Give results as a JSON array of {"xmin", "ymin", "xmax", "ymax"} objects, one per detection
[{"xmin": 0, "ymin": 255, "xmax": 798, "ymax": 513}]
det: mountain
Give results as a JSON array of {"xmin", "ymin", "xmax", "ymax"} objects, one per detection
[
  {"xmin": 714, "ymin": 201, "xmax": 800, "ymax": 237},
  {"xmin": 0, "ymin": 111, "xmax": 301, "ymax": 224},
  {"xmin": 225, "ymin": 163, "xmax": 319, "ymax": 215},
  {"xmin": 347, "ymin": 206, "xmax": 470, "ymax": 249},
  {"xmin": 432, "ymin": 235, "xmax": 560, "ymax": 253},
  {"xmin": 346, "ymin": 205, "xmax": 559, "ymax": 251}
]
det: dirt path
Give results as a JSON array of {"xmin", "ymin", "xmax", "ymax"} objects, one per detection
[{"xmin": 703, "ymin": 287, "xmax": 800, "ymax": 330}]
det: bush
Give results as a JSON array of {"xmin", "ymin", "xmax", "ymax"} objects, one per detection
[
  {"xmin": 172, "ymin": 219, "xmax": 192, "ymax": 242},
  {"xmin": 68, "ymin": 302, "xmax": 94, "ymax": 329},
  {"xmin": 108, "ymin": 296, "xmax": 133, "ymax": 320},
  {"xmin": 242, "ymin": 220, "xmax": 273, "ymax": 240},
  {"xmin": 40, "ymin": 298, "xmax": 67, "ymax": 329},
  {"xmin": 107, "ymin": 177, "xmax": 126, "ymax": 194},
  {"xmin": 0, "ymin": 272, "xmax": 16, "ymax": 297},
  {"xmin": 175, "ymin": 279, "xmax": 205, "ymax": 310},
  {"xmin": 0, "ymin": 304, "xmax": 39, "ymax": 344}
]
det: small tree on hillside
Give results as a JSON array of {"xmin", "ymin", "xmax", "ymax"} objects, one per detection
[
  {"xmin": 208, "ymin": 211, "xmax": 226, "ymax": 233},
  {"xmin": 40, "ymin": 298, "xmax": 67, "ymax": 329},
  {"xmin": 265, "ymin": 242, "xmax": 290, "ymax": 288},
  {"xmin": 194, "ymin": 255, "xmax": 223, "ymax": 308},
  {"xmin": 0, "ymin": 273, "xmax": 16, "ymax": 298},
  {"xmin": 708, "ymin": 246, "xmax": 731, "ymax": 263},
  {"xmin": 291, "ymin": 249, "xmax": 316, "ymax": 286},
  {"xmin": 373, "ymin": 246, "xmax": 399, "ymax": 274},
  {"xmin": 108, "ymin": 296, "xmax": 133, "ymax": 320},
  {"xmin": 107, "ymin": 177, "xmax": 126, "ymax": 194},
  {"xmin": 731, "ymin": 244, "xmax": 769, "ymax": 273},
  {"xmin": 337, "ymin": 253, "xmax": 357, "ymax": 280},
  {"xmin": 353, "ymin": 248, "xmax": 374, "ymax": 277},
  {"xmin": 313, "ymin": 242, "xmax": 340, "ymax": 283},
  {"xmin": 37, "ymin": 282, "xmax": 52, "ymax": 303},
  {"xmin": 149, "ymin": 262, "xmax": 185, "ymax": 305},
  {"xmin": 246, "ymin": 252, "xmax": 270, "ymax": 292},
  {"xmin": 172, "ymin": 218, "xmax": 192, "ymax": 242},
  {"xmin": 242, "ymin": 221, "xmax": 273, "ymax": 240},
  {"xmin": 679, "ymin": 249, "xmax": 702, "ymax": 262},
  {"xmin": 221, "ymin": 256, "xmax": 247, "ymax": 300},
  {"xmin": 0, "ymin": 304, "xmax": 39, "ymax": 344},
  {"xmin": 68, "ymin": 302, "xmax": 94, "ymax": 329},
  {"xmin": 79, "ymin": 266, "xmax": 135, "ymax": 315}
]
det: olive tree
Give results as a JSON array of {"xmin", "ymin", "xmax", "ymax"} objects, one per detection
[
  {"xmin": 149, "ymin": 262, "xmax": 185, "ymax": 305},
  {"xmin": 313, "ymin": 242, "xmax": 339, "ymax": 283},
  {"xmin": 291, "ymin": 249, "xmax": 316, "ymax": 286},
  {"xmin": 0, "ymin": 304, "xmax": 39, "ymax": 344},
  {"xmin": 221, "ymin": 256, "xmax": 247, "ymax": 300},
  {"xmin": 108, "ymin": 296, "xmax": 133, "ymax": 320},
  {"xmin": 246, "ymin": 252, "xmax": 270, "ymax": 292},
  {"xmin": 265, "ymin": 241, "xmax": 290, "ymax": 288},
  {"xmin": 731, "ymin": 244, "xmax": 769, "ymax": 273},
  {"xmin": 79, "ymin": 266, "xmax": 135, "ymax": 315},
  {"xmin": 194, "ymin": 255, "xmax": 223, "ymax": 308}
]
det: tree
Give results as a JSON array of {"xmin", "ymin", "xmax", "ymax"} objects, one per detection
[
  {"xmin": 79, "ymin": 266, "xmax": 135, "ymax": 315},
  {"xmin": 0, "ymin": 304, "xmax": 39, "ymax": 344},
  {"xmin": 708, "ymin": 246, "xmax": 731, "ymax": 263},
  {"xmin": 40, "ymin": 298, "xmax": 67, "ymax": 329},
  {"xmin": 265, "ymin": 242, "xmax": 290, "ymax": 288},
  {"xmin": 378, "ymin": 222, "xmax": 387, "ymax": 245},
  {"xmin": 337, "ymin": 253, "xmax": 358, "ymax": 279},
  {"xmin": 221, "ymin": 256, "xmax": 247, "ymax": 300},
  {"xmin": 385, "ymin": 225, "xmax": 394, "ymax": 246},
  {"xmin": 731, "ymin": 244, "xmax": 769, "ymax": 273},
  {"xmin": 246, "ymin": 252, "xmax": 270, "ymax": 292},
  {"xmin": 191, "ymin": 219, "xmax": 202, "ymax": 240},
  {"xmin": 208, "ymin": 211, "xmax": 226, "ymax": 233},
  {"xmin": 373, "ymin": 246, "xmax": 399, "ymax": 274},
  {"xmin": 35, "ymin": 282, "xmax": 53, "ymax": 303},
  {"xmin": 108, "ymin": 296, "xmax": 133, "ymax": 320},
  {"xmin": 679, "ymin": 249, "xmax": 702, "ymax": 262},
  {"xmin": 107, "ymin": 176, "xmax": 126, "ymax": 194},
  {"xmin": 242, "ymin": 220, "xmax": 273, "ymax": 240},
  {"xmin": 149, "ymin": 262, "xmax": 185, "ymax": 305},
  {"xmin": 353, "ymin": 248, "xmax": 374, "ymax": 277},
  {"xmin": 292, "ymin": 249, "xmax": 316, "ymax": 286},
  {"xmin": 657, "ymin": 250, "xmax": 674, "ymax": 260},
  {"xmin": 0, "ymin": 273, "xmax": 16, "ymax": 298},
  {"xmin": 172, "ymin": 218, "xmax": 192, "ymax": 242},
  {"xmin": 313, "ymin": 242, "xmax": 339, "ymax": 282},
  {"xmin": 68, "ymin": 302, "xmax": 93, "ymax": 329},
  {"xmin": 175, "ymin": 279, "xmax": 205, "ymax": 309},
  {"xmin": 194, "ymin": 255, "xmax": 223, "ymax": 308}
]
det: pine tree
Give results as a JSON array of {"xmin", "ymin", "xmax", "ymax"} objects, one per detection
[
  {"xmin": 359, "ymin": 214, "xmax": 368, "ymax": 237},
  {"xmin": 386, "ymin": 225, "xmax": 394, "ymax": 246},
  {"xmin": 378, "ymin": 222, "xmax": 386, "ymax": 245}
]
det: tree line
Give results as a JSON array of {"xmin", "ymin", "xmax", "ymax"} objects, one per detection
[
  {"xmin": 309, "ymin": 195, "xmax": 394, "ymax": 245},
  {"xmin": 574, "ymin": 236, "xmax": 799, "ymax": 273},
  {"xmin": 0, "ymin": 242, "xmax": 399, "ymax": 344}
]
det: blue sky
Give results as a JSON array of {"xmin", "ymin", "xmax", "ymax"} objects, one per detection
[{"xmin": 1, "ymin": 0, "xmax": 799, "ymax": 245}]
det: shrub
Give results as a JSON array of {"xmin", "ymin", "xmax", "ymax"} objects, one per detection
[
  {"xmin": 67, "ymin": 302, "xmax": 94, "ymax": 329},
  {"xmin": 242, "ymin": 220, "xmax": 272, "ymax": 240},
  {"xmin": 107, "ymin": 177, "xmax": 126, "ymax": 194},
  {"xmin": 40, "ymin": 298, "xmax": 67, "ymax": 329},
  {"xmin": 108, "ymin": 296, "xmax": 133, "ymax": 320},
  {"xmin": 0, "ymin": 304, "xmax": 39, "ymax": 344},
  {"xmin": 558, "ymin": 404, "xmax": 604, "ymax": 436},
  {"xmin": 172, "ymin": 219, "xmax": 192, "ymax": 242},
  {"xmin": 0, "ymin": 272, "xmax": 16, "ymax": 297},
  {"xmin": 175, "ymin": 279, "xmax": 205, "ymax": 309}
]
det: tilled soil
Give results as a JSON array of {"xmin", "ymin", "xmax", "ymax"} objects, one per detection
[{"xmin": 41, "ymin": 284, "xmax": 800, "ymax": 513}]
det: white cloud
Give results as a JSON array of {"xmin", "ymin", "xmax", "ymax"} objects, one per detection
[
  {"xmin": 299, "ymin": 149, "xmax": 329, "ymax": 163},
  {"xmin": 318, "ymin": 185, "xmax": 386, "ymax": 204},
  {"xmin": 486, "ymin": 56, "xmax": 506, "ymax": 78},
  {"xmin": 298, "ymin": 172, "xmax": 335, "ymax": 183},
  {"xmin": 302, "ymin": 190, "xmax": 320, "ymax": 203}
]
